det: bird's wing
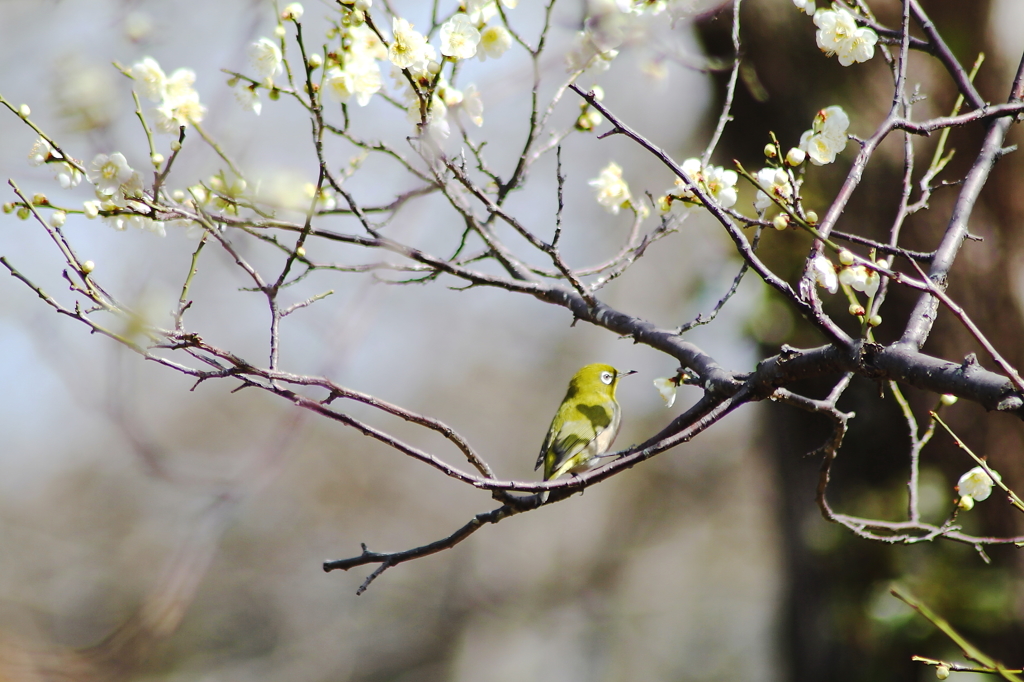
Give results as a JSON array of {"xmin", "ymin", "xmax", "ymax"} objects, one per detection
[{"xmin": 537, "ymin": 414, "xmax": 604, "ymax": 477}]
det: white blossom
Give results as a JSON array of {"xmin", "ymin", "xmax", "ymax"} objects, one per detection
[
  {"xmin": 464, "ymin": 0, "xmax": 498, "ymax": 24},
  {"xmin": 838, "ymin": 264, "xmax": 880, "ymax": 297},
  {"xmin": 281, "ymin": 2, "xmax": 303, "ymax": 20},
  {"xmin": 87, "ymin": 152, "xmax": 134, "ymax": 196},
  {"xmin": 83, "ymin": 200, "xmax": 101, "ymax": 219},
  {"xmin": 754, "ymin": 167, "xmax": 793, "ymax": 211},
  {"xmin": 810, "ymin": 255, "xmax": 838, "ymax": 294},
  {"xmin": 958, "ymin": 465, "xmax": 1001, "ymax": 505},
  {"xmin": 672, "ymin": 158, "xmax": 738, "ymax": 210},
  {"xmin": 566, "ymin": 30, "xmax": 618, "ymax": 74},
  {"xmin": 28, "ymin": 137, "xmax": 58, "ymax": 166},
  {"xmin": 814, "ymin": 6, "xmax": 877, "ymax": 66},
  {"xmin": 49, "ymin": 210, "xmax": 66, "ymax": 228},
  {"xmin": 389, "ymin": 17, "xmax": 429, "ymax": 69},
  {"xmin": 799, "ymin": 105, "xmax": 849, "ymax": 165},
  {"xmin": 653, "ymin": 377, "xmax": 677, "ymax": 408},
  {"xmin": 325, "ymin": 58, "xmax": 382, "ymax": 106},
  {"xmin": 793, "ymin": 0, "xmax": 815, "ymax": 15},
  {"xmin": 131, "ymin": 57, "xmax": 167, "ymax": 101},
  {"xmin": 55, "ymin": 163, "xmax": 83, "ymax": 189},
  {"xmin": 589, "ymin": 161, "xmax": 631, "ymax": 214},
  {"xmin": 478, "ymin": 25, "xmax": 512, "ymax": 61},
  {"xmin": 458, "ymin": 84, "xmax": 484, "ymax": 127},
  {"xmin": 235, "ymin": 82, "xmax": 262, "ymax": 115},
  {"xmin": 152, "ymin": 89, "xmax": 207, "ymax": 132},
  {"xmin": 248, "ymin": 38, "xmax": 284, "ymax": 80},
  {"xmin": 440, "ymin": 14, "xmax": 480, "ymax": 60}
]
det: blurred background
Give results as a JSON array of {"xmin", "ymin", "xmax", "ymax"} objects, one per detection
[{"xmin": 0, "ymin": 0, "xmax": 1022, "ymax": 680}]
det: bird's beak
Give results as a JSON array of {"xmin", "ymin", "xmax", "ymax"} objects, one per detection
[{"xmin": 619, "ymin": 370, "xmax": 638, "ymax": 378}]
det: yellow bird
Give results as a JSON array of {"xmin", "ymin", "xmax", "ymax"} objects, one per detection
[{"xmin": 536, "ymin": 363, "xmax": 635, "ymax": 481}]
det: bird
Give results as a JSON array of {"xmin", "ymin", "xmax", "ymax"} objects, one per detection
[{"xmin": 535, "ymin": 363, "xmax": 636, "ymax": 481}]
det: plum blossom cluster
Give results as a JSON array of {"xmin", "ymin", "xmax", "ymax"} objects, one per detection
[
  {"xmin": 27, "ymin": 138, "xmax": 82, "ymax": 189},
  {"xmin": 232, "ymin": 3, "xmax": 513, "ymax": 139},
  {"xmin": 656, "ymin": 158, "xmax": 738, "ymax": 213},
  {"xmin": 130, "ymin": 57, "xmax": 207, "ymax": 132},
  {"xmin": 324, "ymin": 22, "xmax": 386, "ymax": 107},
  {"xmin": 85, "ymin": 152, "xmax": 167, "ymax": 235},
  {"xmin": 235, "ymin": 37, "xmax": 284, "ymax": 115},
  {"xmin": 811, "ymin": 4, "xmax": 878, "ymax": 67},
  {"xmin": 807, "ymin": 249, "xmax": 888, "ymax": 327}
]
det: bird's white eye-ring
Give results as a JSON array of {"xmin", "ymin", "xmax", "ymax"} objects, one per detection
[{"xmin": 601, "ymin": 371, "xmax": 614, "ymax": 385}]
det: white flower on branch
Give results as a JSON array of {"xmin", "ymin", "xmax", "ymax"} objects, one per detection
[
  {"xmin": 248, "ymin": 38, "xmax": 283, "ymax": 81},
  {"xmin": 281, "ymin": 3, "xmax": 303, "ymax": 21},
  {"xmin": 668, "ymin": 158, "xmax": 738, "ymax": 211},
  {"xmin": 799, "ymin": 105, "xmax": 849, "ymax": 165},
  {"xmin": 478, "ymin": 25, "xmax": 512, "ymax": 61},
  {"xmin": 754, "ymin": 167, "xmax": 793, "ymax": 211},
  {"xmin": 565, "ymin": 30, "xmax": 618, "ymax": 74},
  {"xmin": 653, "ymin": 376, "xmax": 678, "ymax": 408},
  {"xmin": 440, "ymin": 14, "xmax": 480, "ymax": 60},
  {"xmin": 27, "ymin": 137, "xmax": 58, "ymax": 166},
  {"xmin": 131, "ymin": 57, "xmax": 167, "ymax": 102},
  {"xmin": 87, "ymin": 152, "xmax": 134, "ymax": 196},
  {"xmin": 589, "ymin": 161, "xmax": 632, "ymax": 214},
  {"xmin": 793, "ymin": 0, "xmax": 815, "ymax": 15},
  {"xmin": 389, "ymin": 17, "xmax": 429, "ymax": 69},
  {"xmin": 235, "ymin": 82, "xmax": 261, "ymax": 115},
  {"xmin": 455, "ymin": 84, "xmax": 484, "ymax": 127},
  {"xmin": 129, "ymin": 58, "xmax": 205, "ymax": 131},
  {"xmin": 810, "ymin": 255, "xmax": 839, "ymax": 294},
  {"xmin": 957, "ymin": 465, "xmax": 1001, "ymax": 506},
  {"xmin": 838, "ymin": 264, "xmax": 880, "ymax": 298},
  {"xmin": 813, "ymin": 6, "xmax": 877, "ymax": 66}
]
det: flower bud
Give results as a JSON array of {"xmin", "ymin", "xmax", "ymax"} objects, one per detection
[
  {"xmin": 274, "ymin": 24, "xmax": 286, "ymax": 38},
  {"xmin": 296, "ymin": 245, "xmax": 306, "ymax": 258},
  {"xmin": 772, "ymin": 214, "xmax": 790, "ymax": 231},
  {"xmin": 849, "ymin": 303, "xmax": 865, "ymax": 316},
  {"xmin": 281, "ymin": 2, "xmax": 303, "ymax": 20},
  {"xmin": 307, "ymin": 53, "xmax": 323, "ymax": 69},
  {"xmin": 805, "ymin": 210, "xmax": 818, "ymax": 224},
  {"xmin": 935, "ymin": 664, "xmax": 950, "ymax": 680},
  {"xmin": 786, "ymin": 147, "xmax": 806, "ymax": 166},
  {"xmin": 17, "ymin": 206, "xmax": 30, "ymax": 220},
  {"xmin": 868, "ymin": 314, "xmax": 882, "ymax": 327},
  {"xmin": 838, "ymin": 249, "xmax": 854, "ymax": 265},
  {"xmin": 958, "ymin": 495, "xmax": 974, "ymax": 511},
  {"xmin": 81, "ymin": 260, "xmax": 95, "ymax": 274},
  {"xmin": 591, "ymin": 85, "xmax": 605, "ymax": 101},
  {"xmin": 2, "ymin": 202, "xmax": 13, "ymax": 214},
  {"xmin": 940, "ymin": 394, "xmax": 958, "ymax": 406},
  {"xmin": 32, "ymin": 193, "xmax": 48, "ymax": 206},
  {"xmin": 764, "ymin": 143, "xmax": 778, "ymax": 158},
  {"xmin": 170, "ymin": 140, "xmax": 182, "ymax": 152},
  {"xmin": 18, "ymin": 104, "xmax": 30, "ymax": 118},
  {"xmin": 151, "ymin": 153, "xmax": 165, "ymax": 167},
  {"xmin": 49, "ymin": 210, "xmax": 66, "ymax": 228}
]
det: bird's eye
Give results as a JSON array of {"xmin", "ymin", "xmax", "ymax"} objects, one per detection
[{"xmin": 601, "ymin": 371, "xmax": 614, "ymax": 385}]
